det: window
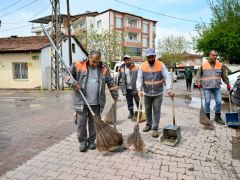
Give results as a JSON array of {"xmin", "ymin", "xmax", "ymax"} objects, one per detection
[
  {"xmin": 72, "ymin": 43, "xmax": 76, "ymax": 53},
  {"xmin": 13, "ymin": 62, "xmax": 28, "ymax": 79},
  {"xmin": 124, "ymin": 47, "xmax": 141, "ymax": 56},
  {"xmin": 143, "ymin": 23, "xmax": 148, "ymax": 33},
  {"xmin": 142, "ymin": 37, "xmax": 148, "ymax": 47},
  {"xmin": 97, "ymin": 20, "xmax": 102, "ymax": 29},
  {"xmin": 116, "ymin": 17, "xmax": 122, "ymax": 28},
  {"xmin": 128, "ymin": 33, "xmax": 137, "ymax": 41}
]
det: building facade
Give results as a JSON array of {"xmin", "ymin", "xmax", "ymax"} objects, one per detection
[
  {"xmin": 31, "ymin": 9, "xmax": 157, "ymax": 62},
  {"xmin": 0, "ymin": 36, "xmax": 87, "ymax": 89}
]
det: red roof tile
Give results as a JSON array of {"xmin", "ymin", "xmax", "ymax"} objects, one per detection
[{"xmin": 0, "ymin": 36, "xmax": 50, "ymax": 53}]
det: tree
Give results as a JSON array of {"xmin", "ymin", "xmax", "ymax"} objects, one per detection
[
  {"xmin": 157, "ymin": 35, "xmax": 190, "ymax": 67},
  {"xmin": 193, "ymin": 0, "xmax": 240, "ymax": 64},
  {"xmin": 76, "ymin": 29, "xmax": 122, "ymax": 65}
]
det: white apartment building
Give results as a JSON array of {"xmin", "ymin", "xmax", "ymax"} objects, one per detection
[{"xmin": 30, "ymin": 9, "xmax": 157, "ymax": 61}]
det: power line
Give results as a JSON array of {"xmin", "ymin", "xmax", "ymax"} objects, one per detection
[
  {"xmin": 1, "ymin": 3, "xmax": 51, "ymax": 25},
  {"xmin": 113, "ymin": 0, "xmax": 202, "ymax": 23},
  {"xmin": 0, "ymin": 0, "xmax": 41, "ymax": 18},
  {"xmin": 0, "ymin": 0, "xmax": 23, "ymax": 13},
  {"xmin": 0, "ymin": 24, "xmax": 31, "ymax": 32}
]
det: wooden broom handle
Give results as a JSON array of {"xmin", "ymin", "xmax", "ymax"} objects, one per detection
[{"xmin": 137, "ymin": 96, "xmax": 142, "ymax": 124}]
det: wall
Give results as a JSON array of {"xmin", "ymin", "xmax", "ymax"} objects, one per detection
[
  {"xmin": 0, "ymin": 53, "xmax": 42, "ymax": 89},
  {"xmin": 95, "ymin": 11, "xmax": 110, "ymax": 33}
]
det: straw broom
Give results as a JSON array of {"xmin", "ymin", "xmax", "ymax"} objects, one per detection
[
  {"xmin": 126, "ymin": 96, "xmax": 145, "ymax": 151},
  {"xmin": 41, "ymin": 24, "xmax": 123, "ymax": 151},
  {"xmin": 199, "ymin": 88, "xmax": 215, "ymax": 129}
]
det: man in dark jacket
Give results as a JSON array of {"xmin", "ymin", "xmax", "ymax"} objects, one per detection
[
  {"xmin": 184, "ymin": 67, "xmax": 193, "ymax": 91},
  {"xmin": 64, "ymin": 50, "xmax": 119, "ymax": 152},
  {"xmin": 118, "ymin": 55, "xmax": 139, "ymax": 119}
]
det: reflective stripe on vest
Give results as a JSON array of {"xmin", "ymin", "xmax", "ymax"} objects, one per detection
[
  {"xmin": 201, "ymin": 60, "xmax": 222, "ymax": 89},
  {"xmin": 141, "ymin": 60, "xmax": 164, "ymax": 95}
]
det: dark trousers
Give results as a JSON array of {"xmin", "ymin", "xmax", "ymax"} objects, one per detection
[
  {"xmin": 186, "ymin": 79, "xmax": 192, "ymax": 90},
  {"xmin": 144, "ymin": 94, "xmax": 163, "ymax": 130},
  {"xmin": 76, "ymin": 105, "xmax": 100, "ymax": 143},
  {"xmin": 126, "ymin": 89, "xmax": 139, "ymax": 114}
]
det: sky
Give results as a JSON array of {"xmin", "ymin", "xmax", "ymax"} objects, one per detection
[{"xmin": 0, "ymin": 0, "xmax": 213, "ymax": 50}]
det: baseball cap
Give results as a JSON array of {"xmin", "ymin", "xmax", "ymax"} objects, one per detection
[
  {"xmin": 145, "ymin": 48, "xmax": 156, "ymax": 57},
  {"xmin": 123, "ymin": 55, "xmax": 131, "ymax": 59}
]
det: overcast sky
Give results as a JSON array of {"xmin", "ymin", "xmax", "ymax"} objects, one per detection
[{"xmin": 0, "ymin": 0, "xmax": 212, "ymax": 49}]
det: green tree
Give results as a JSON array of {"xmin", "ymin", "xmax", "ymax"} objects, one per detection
[
  {"xmin": 193, "ymin": 0, "xmax": 240, "ymax": 64},
  {"xmin": 157, "ymin": 35, "xmax": 190, "ymax": 67},
  {"xmin": 76, "ymin": 29, "xmax": 122, "ymax": 65}
]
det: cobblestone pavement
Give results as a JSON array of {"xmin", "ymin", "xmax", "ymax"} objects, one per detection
[{"xmin": 1, "ymin": 90, "xmax": 240, "ymax": 180}]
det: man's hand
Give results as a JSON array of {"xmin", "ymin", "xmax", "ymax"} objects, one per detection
[
  {"xmin": 227, "ymin": 83, "xmax": 231, "ymax": 91},
  {"xmin": 138, "ymin": 90, "xmax": 143, "ymax": 97},
  {"xmin": 75, "ymin": 83, "xmax": 81, "ymax": 91},
  {"xmin": 168, "ymin": 90, "xmax": 175, "ymax": 100},
  {"xmin": 197, "ymin": 82, "xmax": 202, "ymax": 89},
  {"xmin": 122, "ymin": 92, "xmax": 126, "ymax": 96}
]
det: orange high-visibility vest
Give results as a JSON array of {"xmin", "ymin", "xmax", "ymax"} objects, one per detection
[
  {"xmin": 201, "ymin": 60, "xmax": 222, "ymax": 89},
  {"xmin": 141, "ymin": 60, "xmax": 164, "ymax": 95}
]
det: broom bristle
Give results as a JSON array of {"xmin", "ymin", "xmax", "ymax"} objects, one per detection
[
  {"xmin": 126, "ymin": 124, "xmax": 145, "ymax": 152},
  {"xmin": 199, "ymin": 107, "xmax": 215, "ymax": 129},
  {"xmin": 93, "ymin": 115, "xmax": 123, "ymax": 151},
  {"xmin": 103, "ymin": 103, "xmax": 115, "ymax": 125}
]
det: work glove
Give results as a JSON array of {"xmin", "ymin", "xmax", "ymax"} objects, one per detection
[
  {"xmin": 227, "ymin": 83, "xmax": 231, "ymax": 91},
  {"xmin": 197, "ymin": 82, "xmax": 202, "ymax": 89}
]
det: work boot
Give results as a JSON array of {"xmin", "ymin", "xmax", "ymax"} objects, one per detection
[
  {"xmin": 128, "ymin": 111, "xmax": 134, "ymax": 119},
  {"xmin": 214, "ymin": 113, "xmax": 225, "ymax": 125},
  {"xmin": 151, "ymin": 130, "xmax": 159, "ymax": 138},
  {"xmin": 79, "ymin": 142, "xmax": 88, "ymax": 152},
  {"xmin": 205, "ymin": 113, "xmax": 210, "ymax": 120},
  {"xmin": 143, "ymin": 124, "xmax": 151, "ymax": 132},
  {"xmin": 88, "ymin": 142, "xmax": 96, "ymax": 150}
]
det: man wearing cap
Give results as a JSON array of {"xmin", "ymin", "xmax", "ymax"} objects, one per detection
[
  {"xmin": 118, "ymin": 55, "xmax": 139, "ymax": 119},
  {"xmin": 137, "ymin": 48, "xmax": 174, "ymax": 138}
]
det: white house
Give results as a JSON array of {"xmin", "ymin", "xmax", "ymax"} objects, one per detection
[{"xmin": 0, "ymin": 35, "xmax": 88, "ymax": 89}]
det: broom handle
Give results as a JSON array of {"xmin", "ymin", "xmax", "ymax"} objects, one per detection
[
  {"xmin": 200, "ymin": 88, "xmax": 203, "ymax": 106},
  {"xmin": 113, "ymin": 101, "xmax": 117, "ymax": 129},
  {"xmin": 41, "ymin": 24, "xmax": 95, "ymax": 116},
  {"xmin": 229, "ymin": 91, "xmax": 232, "ymax": 112},
  {"xmin": 137, "ymin": 96, "xmax": 142, "ymax": 125},
  {"xmin": 170, "ymin": 68, "xmax": 175, "ymax": 125}
]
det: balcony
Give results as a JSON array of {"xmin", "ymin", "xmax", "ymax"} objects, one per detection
[
  {"xmin": 124, "ymin": 26, "xmax": 142, "ymax": 33},
  {"xmin": 123, "ymin": 41, "xmax": 142, "ymax": 48}
]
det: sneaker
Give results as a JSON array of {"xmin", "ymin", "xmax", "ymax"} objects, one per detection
[
  {"xmin": 89, "ymin": 142, "xmax": 96, "ymax": 150},
  {"xmin": 143, "ymin": 125, "xmax": 151, "ymax": 132},
  {"xmin": 128, "ymin": 112, "xmax": 134, "ymax": 119},
  {"xmin": 151, "ymin": 130, "xmax": 159, "ymax": 138},
  {"xmin": 79, "ymin": 142, "xmax": 88, "ymax": 152}
]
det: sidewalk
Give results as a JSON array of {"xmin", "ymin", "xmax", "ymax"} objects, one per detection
[{"xmin": 1, "ymin": 97, "xmax": 240, "ymax": 180}]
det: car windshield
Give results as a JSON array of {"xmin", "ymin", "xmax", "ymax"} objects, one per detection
[{"xmin": 224, "ymin": 65, "xmax": 240, "ymax": 74}]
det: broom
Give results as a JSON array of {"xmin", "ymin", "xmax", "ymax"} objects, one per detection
[
  {"xmin": 41, "ymin": 24, "xmax": 123, "ymax": 151},
  {"xmin": 126, "ymin": 96, "xmax": 145, "ymax": 151},
  {"xmin": 104, "ymin": 102, "xmax": 116, "ymax": 125},
  {"xmin": 199, "ymin": 88, "xmax": 215, "ymax": 129}
]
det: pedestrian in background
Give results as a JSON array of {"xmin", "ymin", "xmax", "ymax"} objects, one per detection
[
  {"xmin": 64, "ymin": 50, "xmax": 118, "ymax": 152},
  {"xmin": 137, "ymin": 48, "xmax": 175, "ymax": 138},
  {"xmin": 184, "ymin": 67, "xmax": 193, "ymax": 91},
  {"xmin": 118, "ymin": 55, "xmax": 139, "ymax": 119},
  {"xmin": 196, "ymin": 50, "xmax": 230, "ymax": 125}
]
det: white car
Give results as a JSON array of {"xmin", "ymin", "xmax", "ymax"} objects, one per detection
[{"xmin": 221, "ymin": 65, "xmax": 240, "ymax": 98}]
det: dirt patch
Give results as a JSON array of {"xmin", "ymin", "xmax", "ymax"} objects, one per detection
[{"xmin": 232, "ymin": 136, "xmax": 240, "ymax": 160}]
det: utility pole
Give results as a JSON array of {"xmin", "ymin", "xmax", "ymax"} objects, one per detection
[
  {"xmin": 50, "ymin": 0, "xmax": 64, "ymax": 90},
  {"xmin": 66, "ymin": 0, "xmax": 72, "ymax": 65}
]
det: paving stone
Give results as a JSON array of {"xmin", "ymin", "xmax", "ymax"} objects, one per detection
[
  {"xmin": 115, "ymin": 169, "xmax": 133, "ymax": 178},
  {"xmin": 27, "ymin": 174, "xmax": 47, "ymax": 180},
  {"xmin": 56, "ymin": 172, "xmax": 77, "ymax": 180},
  {"xmin": 56, "ymin": 165, "xmax": 75, "ymax": 174},
  {"xmin": 86, "ymin": 171, "xmax": 105, "ymax": 179},
  {"xmin": 160, "ymin": 170, "xmax": 177, "ymax": 179},
  {"xmin": 102, "ymin": 174, "xmax": 122, "ymax": 180},
  {"xmin": 41, "ymin": 170, "xmax": 62, "ymax": 179},
  {"xmin": 177, "ymin": 173, "xmax": 195, "ymax": 180}
]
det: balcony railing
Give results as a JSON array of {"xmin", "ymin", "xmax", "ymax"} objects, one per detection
[{"xmin": 124, "ymin": 26, "xmax": 142, "ymax": 33}]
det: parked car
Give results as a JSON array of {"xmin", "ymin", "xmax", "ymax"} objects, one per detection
[
  {"xmin": 221, "ymin": 66, "xmax": 240, "ymax": 98},
  {"xmin": 231, "ymin": 75, "xmax": 240, "ymax": 106},
  {"xmin": 176, "ymin": 70, "xmax": 185, "ymax": 79}
]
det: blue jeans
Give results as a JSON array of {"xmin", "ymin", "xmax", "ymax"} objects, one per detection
[
  {"xmin": 203, "ymin": 88, "xmax": 221, "ymax": 113},
  {"xmin": 144, "ymin": 94, "xmax": 163, "ymax": 130}
]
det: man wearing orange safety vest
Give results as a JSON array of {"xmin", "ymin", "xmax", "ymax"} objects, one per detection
[
  {"xmin": 196, "ymin": 50, "xmax": 230, "ymax": 125},
  {"xmin": 137, "ymin": 48, "xmax": 175, "ymax": 138},
  {"xmin": 64, "ymin": 50, "xmax": 119, "ymax": 152},
  {"xmin": 118, "ymin": 55, "xmax": 139, "ymax": 119}
]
